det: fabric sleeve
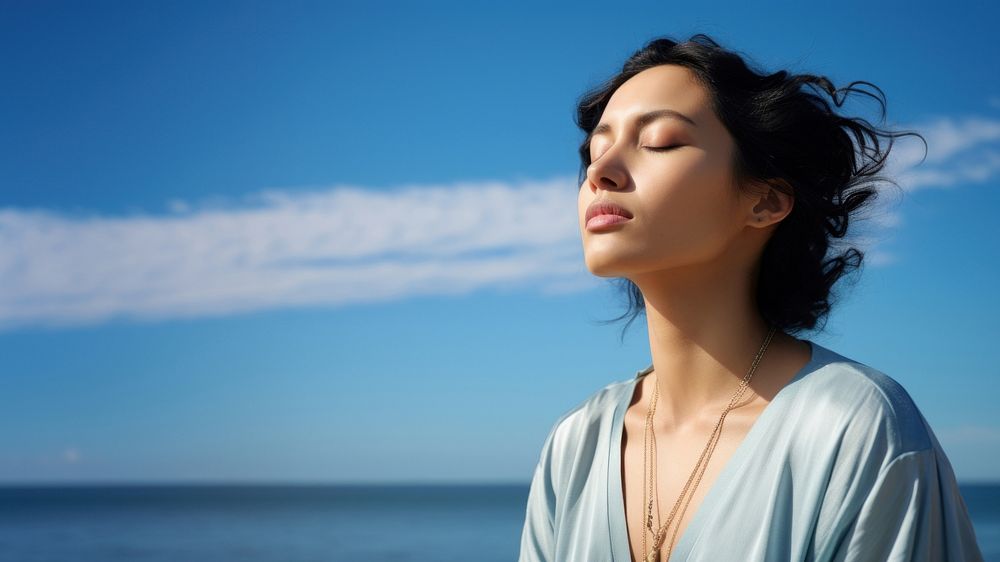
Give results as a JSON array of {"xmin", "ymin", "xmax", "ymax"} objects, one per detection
[
  {"xmin": 518, "ymin": 418, "xmax": 561, "ymax": 562},
  {"xmin": 828, "ymin": 448, "xmax": 984, "ymax": 562}
]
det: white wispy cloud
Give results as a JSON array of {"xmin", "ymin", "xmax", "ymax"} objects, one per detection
[
  {"xmin": 0, "ymin": 176, "xmax": 594, "ymax": 331},
  {"xmin": 832, "ymin": 114, "xmax": 1000, "ymax": 265},
  {"xmin": 1, "ymin": 115, "xmax": 997, "ymax": 332},
  {"xmin": 888, "ymin": 115, "xmax": 1000, "ymax": 191}
]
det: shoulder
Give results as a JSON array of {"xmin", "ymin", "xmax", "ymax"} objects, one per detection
[
  {"xmin": 791, "ymin": 342, "xmax": 935, "ymax": 467},
  {"xmin": 538, "ymin": 372, "xmax": 637, "ymax": 470},
  {"xmin": 547, "ymin": 374, "xmax": 635, "ymax": 440}
]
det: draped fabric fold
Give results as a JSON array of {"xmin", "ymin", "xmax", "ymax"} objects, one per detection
[{"xmin": 518, "ymin": 340, "xmax": 984, "ymax": 562}]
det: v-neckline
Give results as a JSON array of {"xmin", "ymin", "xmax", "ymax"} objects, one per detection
[{"xmin": 607, "ymin": 339, "xmax": 825, "ymax": 562}]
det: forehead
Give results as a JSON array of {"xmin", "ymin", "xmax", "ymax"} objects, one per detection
[{"xmin": 600, "ymin": 64, "xmax": 710, "ymax": 126}]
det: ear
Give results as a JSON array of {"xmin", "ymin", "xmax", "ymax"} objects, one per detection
[{"xmin": 747, "ymin": 178, "xmax": 795, "ymax": 227}]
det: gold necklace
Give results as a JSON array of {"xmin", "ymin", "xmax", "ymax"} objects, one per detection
[{"xmin": 641, "ymin": 325, "xmax": 777, "ymax": 562}]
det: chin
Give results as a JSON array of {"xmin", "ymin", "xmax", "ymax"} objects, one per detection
[{"xmin": 583, "ymin": 257, "xmax": 628, "ymax": 278}]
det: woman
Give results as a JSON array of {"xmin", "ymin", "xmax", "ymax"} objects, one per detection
[{"xmin": 519, "ymin": 34, "xmax": 984, "ymax": 562}]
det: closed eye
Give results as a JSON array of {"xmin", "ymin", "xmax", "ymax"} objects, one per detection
[{"xmin": 645, "ymin": 145, "xmax": 682, "ymax": 152}]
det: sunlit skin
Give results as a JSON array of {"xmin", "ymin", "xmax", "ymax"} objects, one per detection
[{"xmin": 577, "ymin": 64, "xmax": 813, "ymax": 560}]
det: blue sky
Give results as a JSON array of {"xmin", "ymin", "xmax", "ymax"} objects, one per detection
[{"xmin": 1, "ymin": 1, "xmax": 998, "ymax": 484}]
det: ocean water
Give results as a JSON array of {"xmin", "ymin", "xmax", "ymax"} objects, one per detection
[{"xmin": 0, "ymin": 483, "xmax": 996, "ymax": 561}]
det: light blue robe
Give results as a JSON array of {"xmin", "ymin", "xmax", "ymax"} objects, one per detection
[{"xmin": 519, "ymin": 340, "xmax": 984, "ymax": 561}]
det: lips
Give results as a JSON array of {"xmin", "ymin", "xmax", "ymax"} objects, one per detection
[{"xmin": 586, "ymin": 199, "xmax": 633, "ymax": 222}]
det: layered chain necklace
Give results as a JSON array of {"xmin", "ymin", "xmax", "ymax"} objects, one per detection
[{"xmin": 641, "ymin": 325, "xmax": 777, "ymax": 562}]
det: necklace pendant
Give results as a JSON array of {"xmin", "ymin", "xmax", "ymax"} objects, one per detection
[{"xmin": 645, "ymin": 549, "xmax": 660, "ymax": 562}]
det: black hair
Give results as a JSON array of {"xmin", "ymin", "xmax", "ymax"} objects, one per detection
[{"xmin": 574, "ymin": 33, "xmax": 926, "ymax": 342}]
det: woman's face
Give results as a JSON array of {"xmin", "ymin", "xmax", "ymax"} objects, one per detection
[{"xmin": 578, "ymin": 64, "xmax": 762, "ymax": 280}]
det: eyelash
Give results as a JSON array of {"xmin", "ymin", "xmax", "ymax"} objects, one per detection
[{"xmin": 588, "ymin": 144, "xmax": 682, "ymax": 162}]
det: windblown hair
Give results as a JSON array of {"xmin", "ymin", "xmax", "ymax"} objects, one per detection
[{"xmin": 574, "ymin": 33, "xmax": 925, "ymax": 342}]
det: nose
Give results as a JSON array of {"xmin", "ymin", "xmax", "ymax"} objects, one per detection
[{"xmin": 585, "ymin": 150, "xmax": 628, "ymax": 193}]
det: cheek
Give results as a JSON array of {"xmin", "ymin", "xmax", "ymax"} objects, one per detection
[{"xmin": 634, "ymin": 157, "xmax": 739, "ymax": 263}]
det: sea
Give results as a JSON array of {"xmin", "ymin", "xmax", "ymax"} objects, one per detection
[{"xmin": 0, "ymin": 483, "xmax": 997, "ymax": 561}]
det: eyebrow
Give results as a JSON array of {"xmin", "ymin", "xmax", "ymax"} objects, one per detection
[{"xmin": 589, "ymin": 108, "xmax": 697, "ymax": 142}]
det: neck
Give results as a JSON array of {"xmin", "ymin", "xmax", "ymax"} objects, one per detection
[{"xmin": 632, "ymin": 262, "xmax": 792, "ymax": 431}]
